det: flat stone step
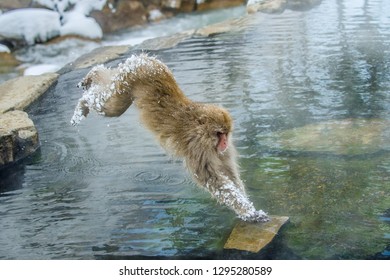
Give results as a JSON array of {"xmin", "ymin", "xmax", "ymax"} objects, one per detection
[{"xmin": 224, "ymin": 216, "xmax": 289, "ymax": 253}]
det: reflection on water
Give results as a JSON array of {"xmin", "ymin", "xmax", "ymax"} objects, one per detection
[{"xmin": 1, "ymin": 1, "xmax": 390, "ymax": 259}]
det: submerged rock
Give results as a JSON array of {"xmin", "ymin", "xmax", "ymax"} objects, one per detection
[
  {"xmin": 196, "ymin": 16, "xmax": 251, "ymax": 36},
  {"xmin": 287, "ymin": 0, "xmax": 322, "ymax": 11},
  {"xmin": 267, "ymin": 119, "xmax": 390, "ymax": 155},
  {"xmin": 138, "ymin": 30, "xmax": 194, "ymax": 50},
  {"xmin": 224, "ymin": 216, "xmax": 289, "ymax": 252},
  {"xmin": 0, "ymin": 110, "xmax": 39, "ymax": 166}
]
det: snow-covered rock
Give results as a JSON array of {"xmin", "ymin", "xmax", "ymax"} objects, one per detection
[
  {"xmin": 0, "ymin": 1, "xmax": 106, "ymax": 47},
  {"xmin": 0, "ymin": 8, "xmax": 61, "ymax": 45},
  {"xmin": 36, "ymin": 0, "xmax": 106, "ymax": 39}
]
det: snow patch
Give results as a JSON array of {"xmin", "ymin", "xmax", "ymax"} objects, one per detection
[
  {"xmin": 108, "ymin": 3, "xmax": 116, "ymax": 13},
  {"xmin": 60, "ymin": 10, "xmax": 103, "ymax": 39},
  {"xmin": 34, "ymin": 0, "xmax": 72, "ymax": 15},
  {"xmin": 24, "ymin": 64, "xmax": 61, "ymax": 76},
  {"xmin": 148, "ymin": 9, "xmax": 165, "ymax": 22},
  {"xmin": 0, "ymin": 44, "xmax": 10, "ymax": 53}
]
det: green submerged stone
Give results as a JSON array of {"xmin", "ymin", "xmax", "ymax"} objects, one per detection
[{"xmin": 268, "ymin": 119, "xmax": 390, "ymax": 155}]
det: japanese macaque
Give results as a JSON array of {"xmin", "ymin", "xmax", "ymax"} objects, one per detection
[{"xmin": 71, "ymin": 53, "xmax": 269, "ymax": 222}]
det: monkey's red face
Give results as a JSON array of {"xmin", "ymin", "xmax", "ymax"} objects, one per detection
[
  {"xmin": 195, "ymin": 104, "xmax": 232, "ymax": 154},
  {"xmin": 217, "ymin": 132, "xmax": 228, "ymax": 153}
]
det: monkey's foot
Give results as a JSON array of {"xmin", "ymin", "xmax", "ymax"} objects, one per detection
[{"xmin": 70, "ymin": 64, "xmax": 117, "ymax": 126}]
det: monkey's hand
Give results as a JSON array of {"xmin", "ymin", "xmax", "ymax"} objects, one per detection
[
  {"xmin": 212, "ymin": 181, "xmax": 270, "ymax": 223},
  {"xmin": 241, "ymin": 209, "xmax": 270, "ymax": 223}
]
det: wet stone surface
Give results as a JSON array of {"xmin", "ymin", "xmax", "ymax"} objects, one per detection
[
  {"xmin": 224, "ymin": 216, "xmax": 289, "ymax": 252},
  {"xmin": 0, "ymin": 73, "xmax": 59, "ymax": 113},
  {"xmin": 0, "ymin": 110, "xmax": 39, "ymax": 166},
  {"xmin": 0, "ymin": 73, "xmax": 58, "ymax": 168}
]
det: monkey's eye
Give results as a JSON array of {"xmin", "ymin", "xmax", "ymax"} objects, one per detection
[{"xmin": 216, "ymin": 131, "xmax": 227, "ymax": 139}]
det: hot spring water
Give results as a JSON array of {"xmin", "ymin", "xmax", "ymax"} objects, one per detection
[{"xmin": 1, "ymin": 1, "xmax": 389, "ymax": 259}]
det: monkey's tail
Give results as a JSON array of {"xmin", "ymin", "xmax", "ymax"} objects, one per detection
[{"xmin": 70, "ymin": 53, "xmax": 170, "ymax": 126}]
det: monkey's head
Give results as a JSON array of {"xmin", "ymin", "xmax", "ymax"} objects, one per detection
[
  {"xmin": 196, "ymin": 105, "xmax": 233, "ymax": 154},
  {"xmin": 181, "ymin": 104, "xmax": 235, "ymax": 184}
]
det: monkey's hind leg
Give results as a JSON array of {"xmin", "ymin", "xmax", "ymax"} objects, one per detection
[{"xmin": 71, "ymin": 65, "xmax": 133, "ymax": 125}]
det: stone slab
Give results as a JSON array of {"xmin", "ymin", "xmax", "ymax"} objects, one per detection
[
  {"xmin": 0, "ymin": 73, "xmax": 59, "ymax": 113},
  {"xmin": 224, "ymin": 216, "xmax": 289, "ymax": 253},
  {"xmin": 0, "ymin": 110, "xmax": 39, "ymax": 166},
  {"xmin": 137, "ymin": 30, "xmax": 195, "ymax": 50},
  {"xmin": 195, "ymin": 16, "xmax": 251, "ymax": 37},
  {"xmin": 61, "ymin": 45, "xmax": 130, "ymax": 71},
  {"xmin": 267, "ymin": 119, "xmax": 390, "ymax": 155}
]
